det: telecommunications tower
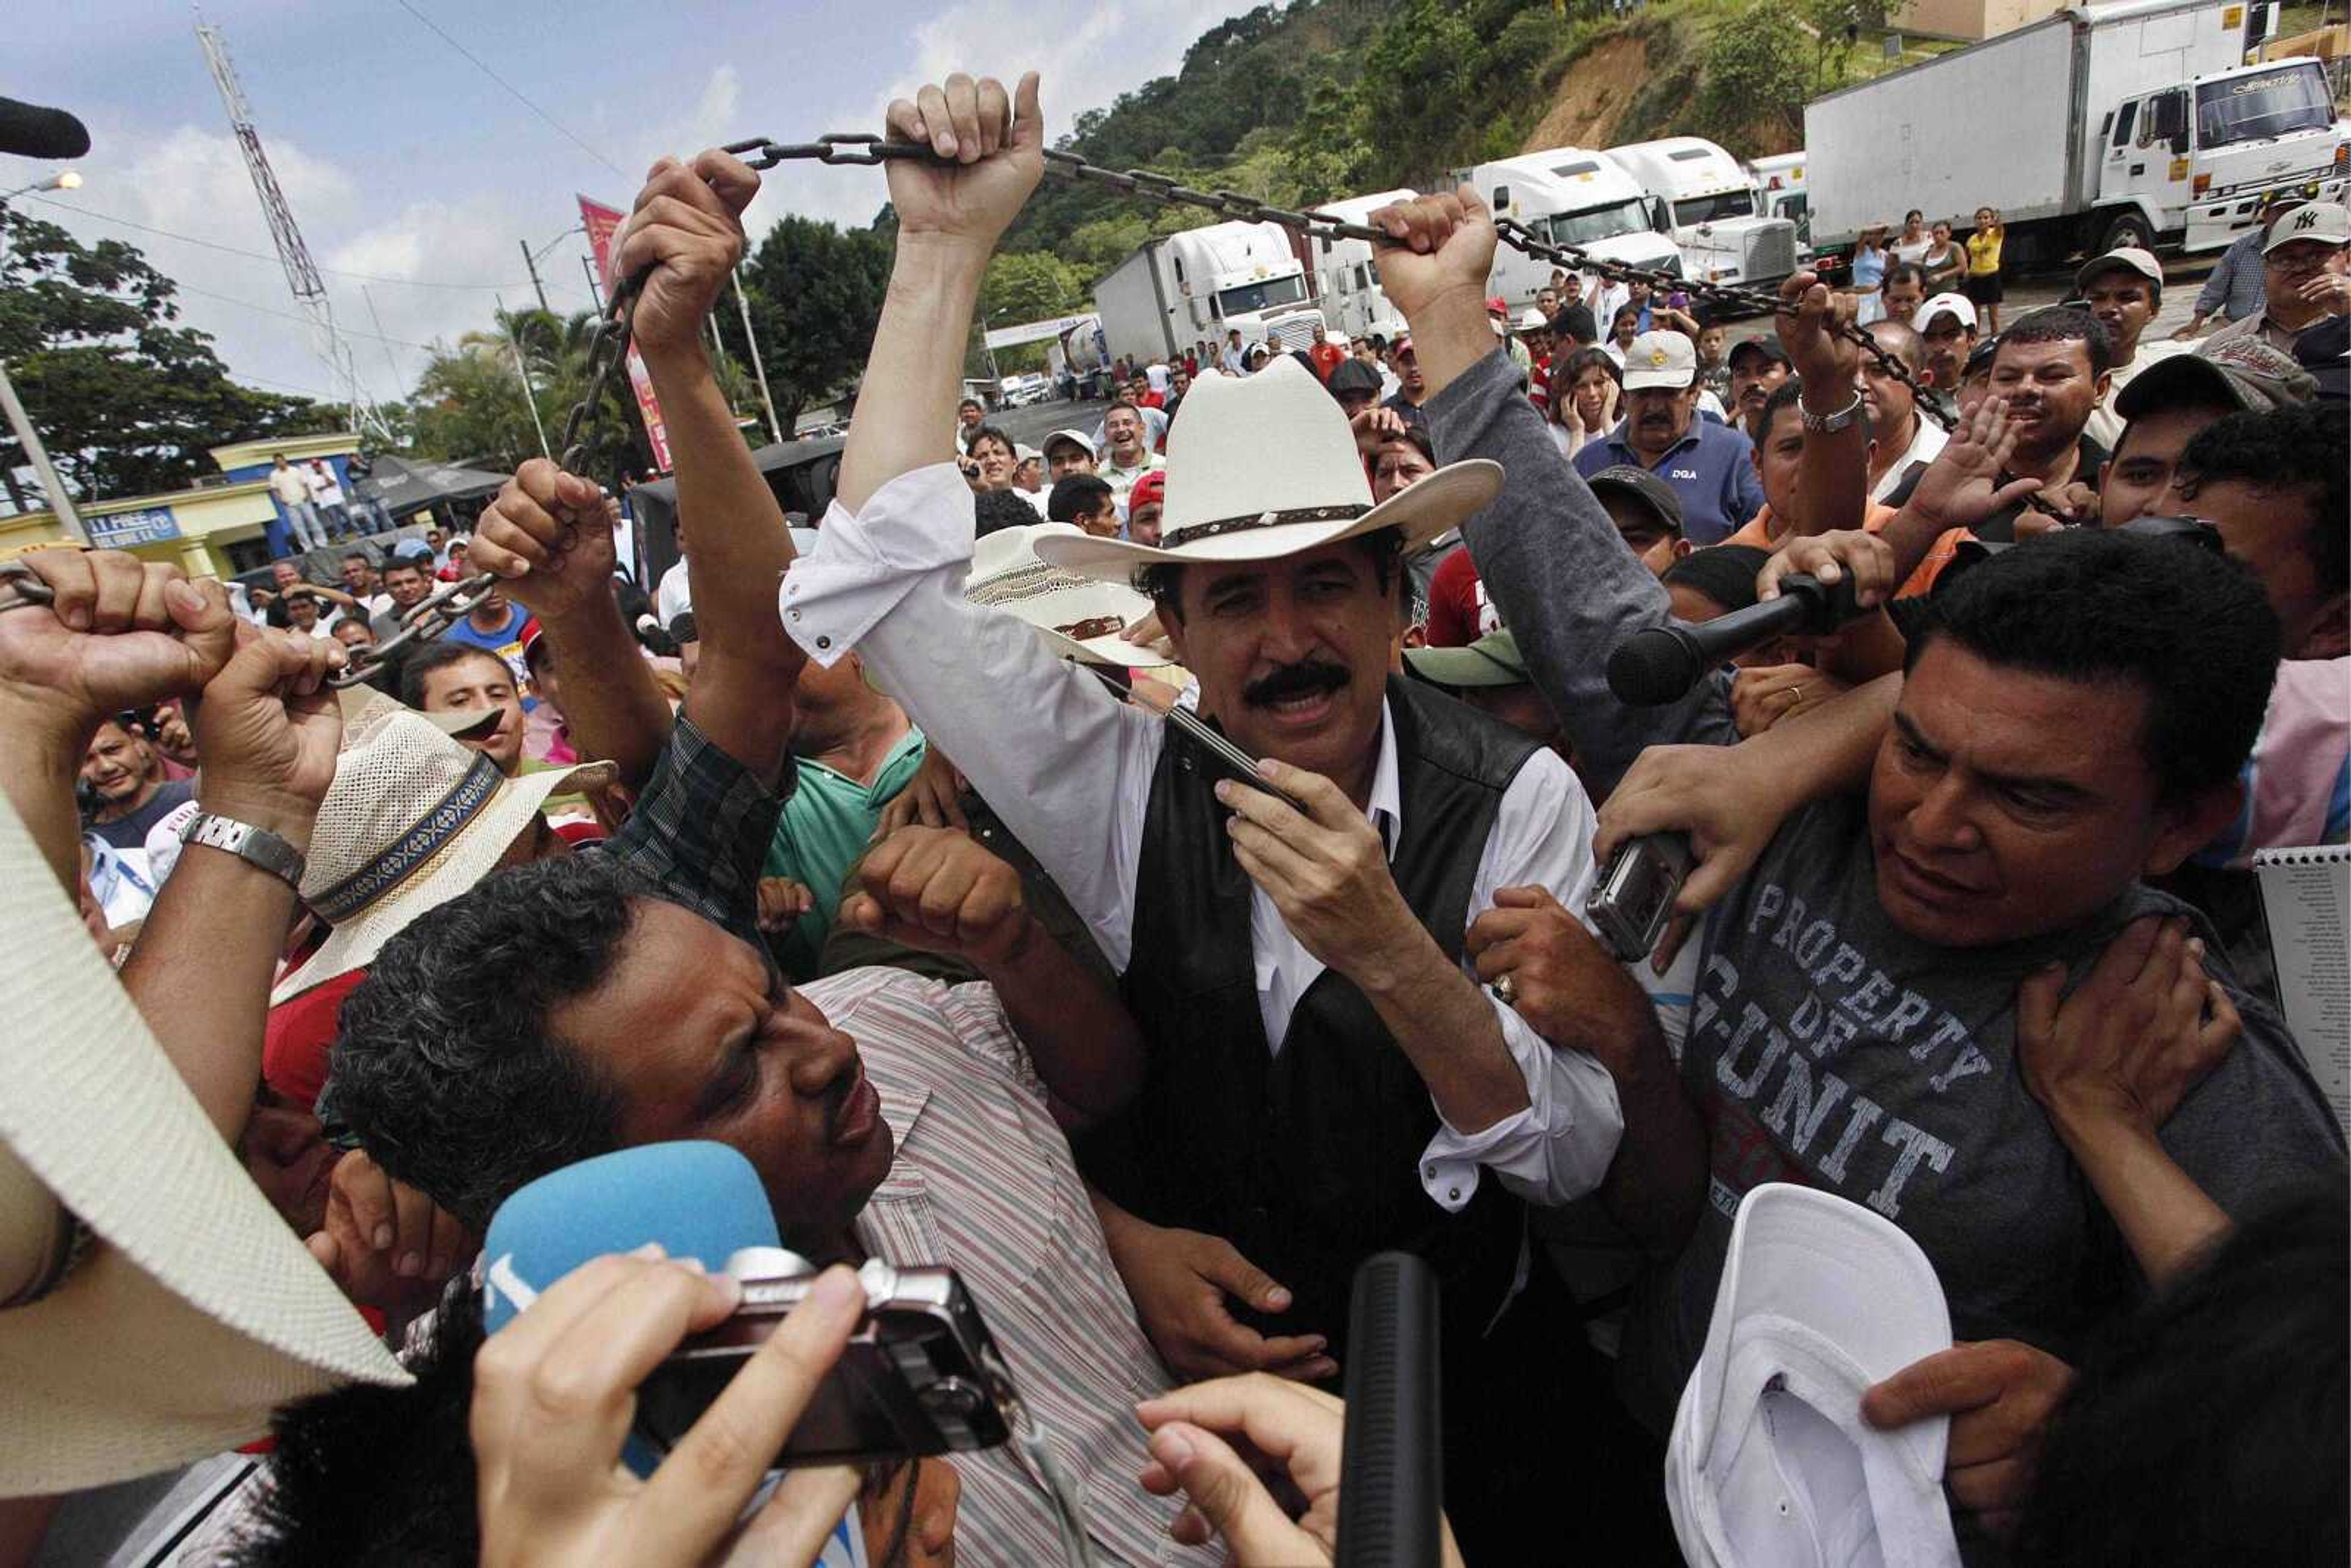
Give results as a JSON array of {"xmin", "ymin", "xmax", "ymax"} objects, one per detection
[{"xmin": 193, "ymin": 10, "xmax": 391, "ymax": 440}]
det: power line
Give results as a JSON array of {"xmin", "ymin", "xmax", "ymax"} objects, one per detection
[
  {"xmin": 171, "ymin": 279, "xmax": 443, "ymax": 351},
  {"xmin": 24, "ymin": 194, "xmax": 530, "ymax": 290},
  {"xmin": 391, "ymin": 0, "xmax": 629, "ymax": 178}
]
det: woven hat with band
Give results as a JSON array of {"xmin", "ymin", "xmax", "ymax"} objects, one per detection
[
  {"xmin": 1033, "ymin": 354, "xmax": 1500, "ymax": 582},
  {"xmin": 0, "ymin": 793, "xmax": 408, "ymax": 1495},
  {"xmin": 966, "ymin": 523, "xmax": 1170, "ymax": 667},
  {"xmin": 272, "ymin": 700, "xmax": 614, "ymax": 1004}
]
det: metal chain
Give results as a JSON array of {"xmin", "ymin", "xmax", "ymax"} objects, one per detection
[
  {"xmin": 335, "ymin": 126, "xmax": 2021, "ymax": 688},
  {"xmin": 727, "ymin": 134, "xmax": 1960, "ymax": 432},
  {"xmin": 335, "ymin": 271, "xmax": 648, "ymax": 688}
]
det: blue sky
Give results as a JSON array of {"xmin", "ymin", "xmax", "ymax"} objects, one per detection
[{"xmin": 11, "ymin": 0, "xmax": 1259, "ymax": 409}]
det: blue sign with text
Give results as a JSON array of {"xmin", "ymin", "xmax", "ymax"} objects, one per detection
[{"xmin": 86, "ymin": 507, "xmax": 182, "ymax": 549}]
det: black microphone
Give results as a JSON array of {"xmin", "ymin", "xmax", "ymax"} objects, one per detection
[
  {"xmin": 1607, "ymin": 571, "xmax": 1863, "ymax": 706},
  {"xmin": 0, "ymin": 97, "xmax": 91, "ymax": 160},
  {"xmin": 1335, "ymin": 1251, "xmax": 1441, "ymax": 1568}
]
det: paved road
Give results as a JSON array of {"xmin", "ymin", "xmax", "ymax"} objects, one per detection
[{"xmin": 987, "ymin": 397, "xmax": 1111, "ymax": 451}]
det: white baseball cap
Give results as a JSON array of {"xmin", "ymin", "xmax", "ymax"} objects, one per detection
[
  {"xmin": 2264, "ymin": 201, "xmax": 2350, "ymax": 253},
  {"xmin": 1622, "ymin": 330, "xmax": 1698, "ymax": 391},
  {"xmin": 1916, "ymin": 293, "xmax": 1978, "ymax": 334},
  {"xmin": 1666, "ymin": 1184, "xmax": 1961, "ymax": 1568}
]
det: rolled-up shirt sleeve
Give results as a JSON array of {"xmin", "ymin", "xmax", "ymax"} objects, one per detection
[
  {"xmin": 777, "ymin": 464, "xmax": 1161, "ymax": 969},
  {"xmin": 1418, "ymin": 750, "xmax": 1624, "ymax": 1212}
]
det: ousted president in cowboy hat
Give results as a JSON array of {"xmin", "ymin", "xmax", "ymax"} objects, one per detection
[{"xmin": 775, "ymin": 69, "xmax": 1694, "ymax": 1557}]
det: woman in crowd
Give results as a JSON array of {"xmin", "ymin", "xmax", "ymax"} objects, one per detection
[
  {"xmin": 1547, "ymin": 346, "xmax": 1622, "ymax": 460},
  {"xmin": 1965, "ymin": 204, "xmax": 2006, "ymax": 331},
  {"xmin": 1849, "ymin": 223, "xmax": 1890, "ymax": 323},
  {"xmin": 1921, "ymin": 217, "xmax": 1966, "ymax": 296}
]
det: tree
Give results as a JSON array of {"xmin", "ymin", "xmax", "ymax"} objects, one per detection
[
  {"xmin": 980, "ymin": 252, "xmax": 1086, "ymax": 327},
  {"xmin": 1697, "ymin": 4, "xmax": 1815, "ymax": 145},
  {"xmin": 720, "ymin": 215, "xmax": 893, "ymax": 435},
  {"xmin": 0, "ymin": 210, "xmax": 334, "ymax": 505}
]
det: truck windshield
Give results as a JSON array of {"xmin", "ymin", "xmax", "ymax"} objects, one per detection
[
  {"xmin": 1672, "ymin": 190, "xmax": 1755, "ymax": 226},
  {"xmin": 2197, "ymin": 67, "xmax": 2333, "ymax": 148},
  {"xmin": 1217, "ymin": 274, "xmax": 1308, "ymax": 315},
  {"xmin": 1539, "ymin": 198, "xmax": 1654, "ymax": 247}
]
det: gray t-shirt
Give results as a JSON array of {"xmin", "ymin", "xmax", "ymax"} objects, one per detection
[{"xmin": 1628, "ymin": 793, "xmax": 2345, "ymax": 1427}]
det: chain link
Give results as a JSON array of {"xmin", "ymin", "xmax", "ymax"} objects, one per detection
[{"xmin": 339, "ymin": 126, "xmax": 2020, "ymax": 686}]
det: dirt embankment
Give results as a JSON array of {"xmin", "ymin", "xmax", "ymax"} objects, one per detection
[{"xmin": 1520, "ymin": 34, "xmax": 1650, "ymax": 151}]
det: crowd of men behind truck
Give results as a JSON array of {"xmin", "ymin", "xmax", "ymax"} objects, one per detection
[{"xmin": 996, "ymin": 0, "xmax": 2344, "ymax": 408}]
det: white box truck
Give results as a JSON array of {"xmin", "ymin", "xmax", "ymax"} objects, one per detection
[
  {"xmin": 1302, "ymin": 188, "xmax": 1419, "ymax": 338},
  {"xmin": 1805, "ymin": 0, "xmax": 2346, "ymax": 265},
  {"xmin": 1092, "ymin": 220, "xmax": 1329, "ymax": 369},
  {"xmin": 1606, "ymin": 137, "xmax": 1801, "ymax": 289},
  {"xmin": 1456, "ymin": 148, "xmax": 1686, "ymax": 308}
]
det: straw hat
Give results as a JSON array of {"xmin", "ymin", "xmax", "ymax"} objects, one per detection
[
  {"xmin": 966, "ymin": 523, "xmax": 1169, "ymax": 667},
  {"xmin": 1034, "ymin": 355, "xmax": 1499, "ymax": 582},
  {"xmin": 0, "ymin": 793, "xmax": 408, "ymax": 1495},
  {"xmin": 271, "ymin": 702, "xmax": 613, "ymax": 1003}
]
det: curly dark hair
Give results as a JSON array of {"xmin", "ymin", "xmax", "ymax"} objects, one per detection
[
  {"xmin": 2175, "ymin": 402, "xmax": 2349, "ymax": 598},
  {"xmin": 1131, "ymin": 525, "xmax": 1406, "ymax": 623},
  {"xmin": 329, "ymin": 855, "xmax": 638, "ymax": 1232},
  {"xmin": 1907, "ymin": 525, "xmax": 2280, "ymax": 803}
]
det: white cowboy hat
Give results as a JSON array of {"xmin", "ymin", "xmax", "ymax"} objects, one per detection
[
  {"xmin": 271, "ymin": 702, "xmax": 614, "ymax": 1005},
  {"xmin": 0, "ymin": 793, "xmax": 408, "ymax": 1495},
  {"xmin": 966, "ymin": 523, "xmax": 1170, "ymax": 667},
  {"xmin": 1033, "ymin": 355, "xmax": 1499, "ymax": 582}
]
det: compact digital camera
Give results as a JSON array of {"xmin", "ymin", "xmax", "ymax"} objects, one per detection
[{"xmin": 1588, "ymin": 831, "xmax": 1693, "ymax": 963}]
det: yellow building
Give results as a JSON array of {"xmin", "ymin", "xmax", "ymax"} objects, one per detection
[
  {"xmin": 1892, "ymin": 0, "xmax": 2072, "ymax": 41},
  {"xmin": 0, "ymin": 432, "xmax": 360, "ymax": 581}
]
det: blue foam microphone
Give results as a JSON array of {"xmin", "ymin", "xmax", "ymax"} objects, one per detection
[{"xmin": 481, "ymin": 1141, "xmax": 782, "ymax": 1334}]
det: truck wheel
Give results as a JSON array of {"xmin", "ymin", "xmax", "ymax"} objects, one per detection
[{"xmin": 2098, "ymin": 212, "xmax": 2153, "ymax": 256}]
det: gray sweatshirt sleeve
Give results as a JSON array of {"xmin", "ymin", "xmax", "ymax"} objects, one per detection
[
  {"xmin": 1427, "ymin": 347, "xmax": 1738, "ymax": 795},
  {"xmin": 2195, "ymin": 241, "xmax": 2236, "ymax": 317}
]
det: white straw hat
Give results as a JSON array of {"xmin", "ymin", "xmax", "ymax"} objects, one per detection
[
  {"xmin": 1032, "ymin": 355, "xmax": 1499, "ymax": 582},
  {"xmin": 271, "ymin": 703, "xmax": 613, "ymax": 1004},
  {"xmin": 1666, "ymin": 1183, "xmax": 1960, "ymax": 1568},
  {"xmin": 0, "ymin": 794, "xmax": 408, "ymax": 1495},
  {"xmin": 966, "ymin": 522, "xmax": 1169, "ymax": 667}
]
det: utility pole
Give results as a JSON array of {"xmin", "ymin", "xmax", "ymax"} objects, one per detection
[
  {"xmin": 496, "ymin": 293, "xmax": 552, "ymax": 461},
  {"xmin": 0, "ymin": 359, "xmax": 85, "ymax": 543},
  {"xmin": 581, "ymin": 255, "xmax": 605, "ymax": 312},
  {"xmin": 518, "ymin": 238, "xmax": 551, "ymax": 315},
  {"xmin": 732, "ymin": 269, "xmax": 784, "ymax": 446}
]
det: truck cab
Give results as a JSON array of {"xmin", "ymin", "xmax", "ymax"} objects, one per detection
[
  {"xmin": 1607, "ymin": 137, "xmax": 1800, "ymax": 289},
  {"xmin": 1747, "ymin": 152, "xmax": 1811, "ymax": 244},
  {"xmin": 1303, "ymin": 189, "xmax": 1417, "ymax": 338},
  {"xmin": 2096, "ymin": 56, "xmax": 2345, "ymax": 252},
  {"xmin": 1458, "ymin": 148, "xmax": 1685, "ymax": 307},
  {"xmin": 1163, "ymin": 221, "xmax": 1328, "ymax": 355}
]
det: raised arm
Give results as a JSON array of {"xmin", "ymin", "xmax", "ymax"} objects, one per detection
[
  {"xmin": 1779, "ymin": 271, "xmax": 1870, "ymax": 541},
  {"xmin": 1370, "ymin": 190, "xmax": 1739, "ymax": 797},
  {"xmin": 620, "ymin": 150, "xmax": 807, "ymax": 786}
]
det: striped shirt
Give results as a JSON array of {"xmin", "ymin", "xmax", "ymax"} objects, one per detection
[{"xmin": 810, "ymin": 966, "xmax": 1209, "ymax": 1567}]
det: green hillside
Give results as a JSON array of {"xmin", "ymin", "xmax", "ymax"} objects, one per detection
[{"xmin": 993, "ymin": 0, "xmax": 1942, "ymax": 299}]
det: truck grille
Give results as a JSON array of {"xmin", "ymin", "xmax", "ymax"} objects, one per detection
[
  {"xmin": 1741, "ymin": 225, "xmax": 1798, "ymax": 283},
  {"xmin": 1266, "ymin": 315, "xmax": 1323, "ymax": 353}
]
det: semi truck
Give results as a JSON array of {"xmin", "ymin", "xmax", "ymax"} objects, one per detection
[
  {"xmin": 1092, "ymin": 220, "xmax": 1329, "ymax": 369},
  {"xmin": 1805, "ymin": 0, "xmax": 2347, "ymax": 266},
  {"xmin": 1047, "ymin": 315, "xmax": 1110, "ymax": 400},
  {"xmin": 1454, "ymin": 147, "xmax": 1686, "ymax": 309},
  {"xmin": 1300, "ymin": 188, "xmax": 1419, "ymax": 338},
  {"xmin": 1605, "ymin": 137, "xmax": 1801, "ymax": 290}
]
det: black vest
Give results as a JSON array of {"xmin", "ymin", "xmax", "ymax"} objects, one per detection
[{"xmin": 1086, "ymin": 676, "xmax": 1543, "ymax": 1362}]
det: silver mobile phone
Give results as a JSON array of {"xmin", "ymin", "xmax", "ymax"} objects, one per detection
[
  {"xmin": 634, "ymin": 1257, "xmax": 1019, "ymax": 1466},
  {"xmin": 1588, "ymin": 833, "xmax": 1692, "ymax": 962}
]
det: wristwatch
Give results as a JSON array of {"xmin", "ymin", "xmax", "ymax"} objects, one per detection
[
  {"xmin": 179, "ymin": 811, "xmax": 307, "ymax": 892},
  {"xmin": 1800, "ymin": 391, "xmax": 1865, "ymax": 434}
]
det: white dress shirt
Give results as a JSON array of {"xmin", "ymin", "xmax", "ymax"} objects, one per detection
[
  {"xmin": 779, "ymin": 463, "xmax": 1625, "ymax": 1212},
  {"xmin": 1869, "ymin": 414, "xmax": 1949, "ymax": 503},
  {"xmin": 654, "ymin": 557, "xmax": 693, "ymax": 629}
]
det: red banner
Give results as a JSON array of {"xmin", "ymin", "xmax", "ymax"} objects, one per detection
[{"xmin": 577, "ymin": 195, "xmax": 673, "ymax": 474}]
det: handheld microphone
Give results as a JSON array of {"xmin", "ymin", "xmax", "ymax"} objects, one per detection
[
  {"xmin": 1607, "ymin": 571, "xmax": 1862, "ymax": 706},
  {"xmin": 0, "ymin": 97, "xmax": 92, "ymax": 160},
  {"xmin": 1335, "ymin": 1251, "xmax": 1442, "ymax": 1568},
  {"xmin": 481, "ymin": 1140, "xmax": 780, "ymax": 1334}
]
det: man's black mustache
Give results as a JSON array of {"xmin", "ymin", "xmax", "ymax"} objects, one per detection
[{"xmin": 1243, "ymin": 661, "xmax": 1349, "ymax": 707}]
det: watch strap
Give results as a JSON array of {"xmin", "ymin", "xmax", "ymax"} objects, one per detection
[
  {"xmin": 180, "ymin": 811, "xmax": 307, "ymax": 891},
  {"xmin": 1801, "ymin": 391, "xmax": 1865, "ymax": 434}
]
